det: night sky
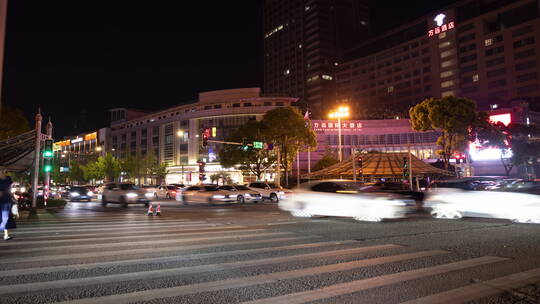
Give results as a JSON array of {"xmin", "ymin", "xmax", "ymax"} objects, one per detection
[{"xmin": 2, "ymin": 1, "xmax": 453, "ymax": 138}]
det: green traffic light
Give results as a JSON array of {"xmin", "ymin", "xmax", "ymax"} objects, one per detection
[
  {"xmin": 44, "ymin": 165, "xmax": 52, "ymax": 172},
  {"xmin": 44, "ymin": 150, "xmax": 53, "ymax": 157},
  {"xmin": 242, "ymin": 145, "xmax": 249, "ymax": 151}
]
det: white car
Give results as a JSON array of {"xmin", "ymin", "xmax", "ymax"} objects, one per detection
[
  {"xmin": 217, "ymin": 185, "xmax": 262, "ymax": 203},
  {"xmin": 176, "ymin": 185, "xmax": 237, "ymax": 205},
  {"xmin": 425, "ymin": 188, "xmax": 540, "ymax": 223},
  {"xmin": 248, "ymin": 182, "xmax": 285, "ymax": 202},
  {"xmin": 154, "ymin": 185, "xmax": 180, "ymax": 199},
  {"xmin": 102, "ymin": 183, "xmax": 152, "ymax": 207},
  {"xmin": 279, "ymin": 180, "xmax": 413, "ymax": 222}
]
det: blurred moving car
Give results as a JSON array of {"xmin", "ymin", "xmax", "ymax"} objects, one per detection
[
  {"xmin": 279, "ymin": 180, "xmax": 414, "ymax": 222},
  {"xmin": 177, "ymin": 185, "xmax": 237, "ymax": 205},
  {"xmin": 154, "ymin": 185, "xmax": 180, "ymax": 199},
  {"xmin": 68, "ymin": 186, "xmax": 94, "ymax": 202},
  {"xmin": 102, "ymin": 183, "xmax": 152, "ymax": 207},
  {"xmin": 217, "ymin": 185, "xmax": 262, "ymax": 203},
  {"xmin": 248, "ymin": 182, "xmax": 285, "ymax": 202},
  {"xmin": 424, "ymin": 188, "xmax": 540, "ymax": 223},
  {"xmin": 361, "ymin": 181, "xmax": 424, "ymax": 205}
]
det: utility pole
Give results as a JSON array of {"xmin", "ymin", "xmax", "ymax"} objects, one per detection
[{"xmin": 31, "ymin": 110, "xmax": 42, "ymax": 209}]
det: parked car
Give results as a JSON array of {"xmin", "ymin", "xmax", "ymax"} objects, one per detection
[
  {"xmin": 154, "ymin": 185, "xmax": 180, "ymax": 199},
  {"xmin": 279, "ymin": 180, "xmax": 414, "ymax": 222},
  {"xmin": 68, "ymin": 186, "xmax": 94, "ymax": 202},
  {"xmin": 248, "ymin": 182, "xmax": 286, "ymax": 202},
  {"xmin": 217, "ymin": 185, "xmax": 262, "ymax": 203},
  {"xmin": 101, "ymin": 183, "xmax": 152, "ymax": 207},
  {"xmin": 176, "ymin": 185, "xmax": 237, "ymax": 205}
]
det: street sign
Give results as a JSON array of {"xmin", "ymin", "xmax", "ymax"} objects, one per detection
[{"xmin": 253, "ymin": 141, "xmax": 263, "ymax": 149}]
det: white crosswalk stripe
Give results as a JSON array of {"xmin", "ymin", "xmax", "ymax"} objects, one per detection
[{"xmin": 0, "ymin": 214, "xmax": 537, "ymax": 304}]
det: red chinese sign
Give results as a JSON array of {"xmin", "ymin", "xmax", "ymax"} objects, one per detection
[{"xmin": 428, "ymin": 21, "xmax": 454, "ymax": 37}]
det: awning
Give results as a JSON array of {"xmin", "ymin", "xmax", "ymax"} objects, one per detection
[{"xmin": 304, "ymin": 152, "xmax": 453, "ymax": 179}]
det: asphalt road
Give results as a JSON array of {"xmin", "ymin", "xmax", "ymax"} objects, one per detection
[{"xmin": 1, "ymin": 199, "xmax": 540, "ymax": 303}]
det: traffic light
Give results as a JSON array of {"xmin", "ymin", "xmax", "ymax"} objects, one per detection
[
  {"xmin": 356, "ymin": 156, "xmax": 363, "ymax": 174},
  {"xmin": 202, "ymin": 129, "xmax": 210, "ymax": 147},
  {"xmin": 199, "ymin": 173, "xmax": 206, "ymax": 181},
  {"xmin": 242, "ymin": 138, "xmax": 249, "ymax": 151},
  {"xmin": 43, "ymin": 139, "xmax": 54, "ymax": 158},
  {"xmin": 403, "ymin": 157, "xmax": 409, "ymax": 178},
  {"xmin": 197, "ymin": 161, "xmax": 206, "ymax": 173},
  {"xmin": 43, "ymin": 139, "xmax": 54, "ymax": 173}
]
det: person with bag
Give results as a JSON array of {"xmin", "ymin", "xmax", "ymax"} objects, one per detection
[{"xmin": 0, "ymin": 166, "xmax": 16, "ymax": 240}]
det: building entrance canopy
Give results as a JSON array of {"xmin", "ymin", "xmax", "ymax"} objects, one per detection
[{"xmin": 305, "ymin": 152, "xmax": 452, "ymax": 179}]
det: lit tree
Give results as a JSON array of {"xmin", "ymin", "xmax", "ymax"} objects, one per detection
[{"xmin": 409, "ymin": 96, "xmax": 480, "ymax": 169}]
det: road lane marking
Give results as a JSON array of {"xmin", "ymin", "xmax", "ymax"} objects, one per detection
[
  {"xmin": 1, "ymin": 227, "xmax": 263, "ymax": 246},
  {"xmin": 0, "ymin": 244, "xmax": 402, "ymax": 295},
  {"xmin": 242, "ymin": 256, "xmax": 509, "ymax": 304},
  {"xmin": 6, "ymin": 225, "xmax": 249, "ymax": 242},
  {"xmin": 401, "ymin": 267, "xmax": 540, "ymax": 304},
  {"xmin": 11, "ymin": 222, "xmax": 224, "ymax": 235},
  {"xmin": 14, "ymin": 220, "xmax": 205, "ymax": 230},
  {"xmin": 0, "ymin": 236, "xmax": 318, "ymax": 264},
  {"xmin": 1, "ymin": 232, "xmax": 294, "ymax": 254},
  {"xmin": 267, "ymin": 221, "xmax": 299, "ymax": 225},
  {"xmin": 0, "ymin": 240, "xmax": 361, "ymax": 277},
  {"xmin": 60, "ymin": 249, "xmax": 444, "ymax": 304},
  {"xmin": 17, "ymin": 217, "xmax": 193, "ymax": 225}
]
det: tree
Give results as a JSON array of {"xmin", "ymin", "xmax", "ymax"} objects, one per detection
[
  {"xmin": 261, "ymin": 107, "xmax": 317, "ymax": 186},
  {"xmin": 0, "ymin": 106, "xmax": 30, "ymax": 140},
  {"xmin": 219, "ymin": 120, "xmax": 277, "ymax": 180},
  {"xmin": 68, "ymin": 160, "xmax": 87, "ymax": 184},
  {"xmin": 96, "ymin": 153, "xmax": 121, "ymax": 182},
  {"xmin": 143, "ymin": 151, "xmax": 168, "ymax": 184},
  {"xmin": 121, "ymin": 154, "xmax": 146, "ymax": 185},
  {"xmin": 409, "ymin": 96, "xmax": 480, "ymax": 169},
  {"xmin": 312, "ymin": 149, "xmax": 339, "ymax": 172},
  {"xmin": 477, "ymin": 121, "xmax": 540, "ymax": 176}
]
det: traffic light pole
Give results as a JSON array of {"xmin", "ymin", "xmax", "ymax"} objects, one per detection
[
  {"xmin": 44, "ymin": 119, "xmax": 53, "ymax": 207},
  {"xmin": 31, "ymin": 112, "xmax": 42, "ymax": 210},
  {"xmin": 351, "ymin": 147, "xmax": 356, "ymax": 182}
]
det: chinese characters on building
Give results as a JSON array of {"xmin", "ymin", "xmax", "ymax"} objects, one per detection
[{"xmin": 428, "ymin": 21, "xmax": 454, "ymax": 37}]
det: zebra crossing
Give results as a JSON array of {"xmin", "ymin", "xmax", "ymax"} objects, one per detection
[{"xmin": 0, "ymin": 213, "xmax": 539, "ymax": 303}]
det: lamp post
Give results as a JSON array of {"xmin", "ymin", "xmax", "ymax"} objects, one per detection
[{"xmin": 328, "ymin": 106, "xmax": 350, "ymax": 162}]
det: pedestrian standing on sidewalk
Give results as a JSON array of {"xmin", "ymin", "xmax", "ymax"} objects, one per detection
[{"xmin": 0, "ymin": 166, "xmax": 16, "ymax": 240}]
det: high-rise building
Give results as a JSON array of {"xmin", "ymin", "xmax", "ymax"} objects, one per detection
[
  {"xmin": 263, "ymin": 0, "xmax": 370, "ymax": 118},
  {"xmin": 335, "ymin": 0, "xmax": 540, "ymax": 118}
]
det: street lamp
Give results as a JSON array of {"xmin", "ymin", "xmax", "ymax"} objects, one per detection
[
  {"xmin": 328, "ymin": 106, "xmax": 350, "ymax": 162},
  {"xmin": 177, "ymin": 130, "xmax": 184, "ymax": 137}
]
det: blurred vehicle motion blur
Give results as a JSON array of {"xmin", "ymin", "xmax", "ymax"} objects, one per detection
[
  {"xmin": 279, "ymin": 180, "xmax": 415, "ymax": 222},
  {"xmin": 177, "ymin": 185, "xmax": 239, "ymax": 205},
  {"xmin": 217, "ymin": 185, "xmax": 262, "ymax": 203},
  {"xmin": 426, "ymin": 178, "xmax": 540, "ymax": 223}
]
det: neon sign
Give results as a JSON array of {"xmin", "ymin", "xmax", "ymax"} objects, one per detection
[
  {"xmin": 312, "ymin": 120, "xmax": 363, "ymax": 132},
  {"xmin": 428, "ymin": 21, "xmax": 454, "ymax": 37},
  {"xmin": 489, "ymin": 113, "xmax": 511, "ymax": 126},
  {"xmin": 434, "ymin": 14, "xmax": 446, "ymax": 26}
]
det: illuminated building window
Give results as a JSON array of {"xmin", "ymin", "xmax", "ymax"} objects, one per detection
[
  {"xmin": 322, "ymin": 74, "xmax": 333, "ymax": 80},
  {"xmin": 442, "ymin": 90, "xmax": 455, "ymax": 97},
  {"xmin": 438, "ymin": 32, "xmax": 447, "ymax": 39},
  {"xmin": 485, "ymin": 38, "xmax": 493, "ymax": 46},
  {"xmin": 284, "ymin": 69, "xmax": 290, "ymax": 75},
  {"xmin": 305, "ymin": 5, "xmax": 310, "ymax": 11},
  {"xmin": 441, "ymin": 80, "xmax": 455, "ymax": 88},
  {"xmin": 387, "ymin": 86, "xmax": 394, "ymax": 93},
  {"xmin": 307, "ymin": 75, "xmax": 319, "ymax": 82},
  {"xmin": 439, "ymin": 41, "xmax": 451, "ymax": 48},
  {"xmin": 440, "ymin": 71, "xmax": 453, "ymax": 78},
  {"xmin": 441, "ymin": 60, "xmax": 455, "ymax": 68},
  {"xmin": 472, "ymin": 74, "xmax": 479, "ymax": 82},
  {"xmin": 440, "ymin": 50, "xmax": 454, "ymax": 58}
]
